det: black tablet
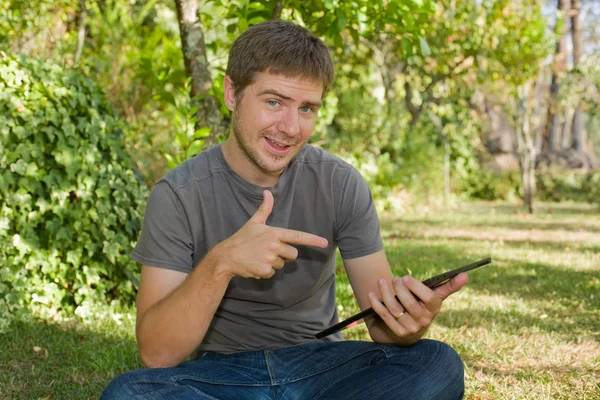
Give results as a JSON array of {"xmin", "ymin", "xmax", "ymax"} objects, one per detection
[{"xmin": 315, "ymin": 257, "xmax": 492, "ymax": 339}]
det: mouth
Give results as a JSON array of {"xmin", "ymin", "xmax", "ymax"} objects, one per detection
[{"xmin": 264, "ymin": 137, "xmax": 293, "ymax": 155}]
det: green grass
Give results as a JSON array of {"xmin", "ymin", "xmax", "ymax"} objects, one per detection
[
  {"xmin": 339, "ymin": 201, "xmax": 600, "ymax": 399},
  {"xmin": 1, "ymin": 201, "xmax": 599, "ymax": 399}
]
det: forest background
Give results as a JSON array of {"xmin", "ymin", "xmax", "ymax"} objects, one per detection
[{"xmin": 1, "ymin": 0, "xmax": 599, "ymax": 398}]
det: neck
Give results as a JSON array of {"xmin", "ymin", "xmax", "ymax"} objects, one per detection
[{"xmin": 221, "ymin": 138, "xmax": 283, "ymax": 187}]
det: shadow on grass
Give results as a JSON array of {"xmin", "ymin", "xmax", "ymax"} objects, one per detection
[
  {"xmin": 453, "ymin": 202, "xmax": 598, "ymax": 216},
  {"xmin": 384, "ymin": 238, "xmax": 600, "ymax": 306},
  {"xmin": 437, "ymin": 307, "xmax": 599, "ymax": 342},
  {"xmin": 394, "ymin": 218, "xmax": 600, "ymax": 235},
  {"xmin": 381, "ymin": 241, "xmax": 600, "ymax": 339},
  {"xmin": 0, "ymin": 317, "xmax": 142, "ymax": 400},
  {"xmin": 469, "ymin": 259, "xmax": 600, "ymax": 308},
  {"xmin": 385, "ymin": 231, "xmax": 600, "ymax": 255}
]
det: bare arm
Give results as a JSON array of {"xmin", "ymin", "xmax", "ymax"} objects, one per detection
[
  {"xmin": 135, "ymin": 254, "xmax": 231, "ymax": 368},
  {"xmin": 344, "ymin": 249, "xmax": 468, "ymax": 346},
  {"xmin": 135, "ymin": 190, "xmax": 328, "ymax": 368}
]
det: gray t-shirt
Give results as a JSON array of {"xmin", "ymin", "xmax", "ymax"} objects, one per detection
[{"xmin": 131, "ymin": 144, "xmax": 383, "ymax": 354}]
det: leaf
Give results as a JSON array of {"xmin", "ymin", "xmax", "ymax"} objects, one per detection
[
  {"xmin": 32, "ymin": 346, "xmax": 48, "ymax": 359},
  {"xmin": 401, "ymin": 37, "xmax": 413, "ymax": 58},
  {"xmin": 419, "ymin": 37, "xmax": 431, "ymax": 57},
  {"xmin": 194, "ymin": 127, "xmax": 211, "ymax": 139},
  {"xmin": 336, "ymin": 9, "xmax": 347, "ymax": 32},
  {"xmin": 238, "ymin": 17, "xmax": 249, "ymax": 33},
  {"xmin": 157, "ymin": 91, "xmax": 176, "ymax": 106},
  {"xmin": 187, "ymin": 140, "xmax": 205, "ymax": 158}
]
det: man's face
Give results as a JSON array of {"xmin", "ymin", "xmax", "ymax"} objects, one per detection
[{"xmin": 227, "ymin": 71, "xmax": 323, "ymax": 178}]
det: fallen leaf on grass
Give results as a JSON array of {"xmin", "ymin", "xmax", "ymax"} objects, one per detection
[
  {"xmin": 68, "ymin": 370, "xmax": 87, "ymax": 385},
  {"xmin": 33, "ymin": 346, "xmax": 48, "ymax": 359}
]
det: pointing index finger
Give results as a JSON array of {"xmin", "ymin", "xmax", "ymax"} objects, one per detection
[{"xmin": 274, "ymin": 227, "xmax": 328, "ymax": 248}]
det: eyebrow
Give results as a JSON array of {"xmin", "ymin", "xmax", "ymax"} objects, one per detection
[{"xmin": 257, "ymin": 89, "xmax": 322, "ymax": 108}]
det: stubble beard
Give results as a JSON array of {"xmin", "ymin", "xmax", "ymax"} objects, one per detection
[{"xmin": 232, "ymin": 113, "xmax": 291, "ymax": 176}]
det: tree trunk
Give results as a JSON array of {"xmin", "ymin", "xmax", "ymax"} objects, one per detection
[
  {"xmin": 516, "ymin": 83, "xmax": 538, "ymax": 214},
  {"xmin": 561, "ymin": 110, "xmax": 572, "ymax": 150},
  {"xmin": 74, "ymin": 0, "xmax": 87, "ymax": 64},
  {"xmin": 546, "ymin": 0, "xmax": 570, "ymax": 154},
  {"xmin": 570, "ymin": 0, "xmax": 586, "ymax": 153},
  {"xmin": 175, "ymin": 0, "xmax": 223, "ymax": 148},
  {"xmin": 444, "ymin": 134, "xmax": 450, "ymax": 203},
  {"xmin": 272, "ymin": 0, "xmax": 284, "ymax": 19}
]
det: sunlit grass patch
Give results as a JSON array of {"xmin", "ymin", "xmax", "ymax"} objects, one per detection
[{"xmin": 341, "ymin": 201, "xmax": 600, "ymax": 399}]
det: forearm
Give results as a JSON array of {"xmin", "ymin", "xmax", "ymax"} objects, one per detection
[
  {"xmin": 367, "ymin": 318, "xmax": 428, "ymax": 346},
  {"xmin": 136, "ymin": 251, "xmax": 231, "ymax": 368}
]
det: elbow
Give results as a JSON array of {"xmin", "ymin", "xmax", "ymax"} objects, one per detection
[
  {"xmin": 137, "ymin": 332, "xmax": 181, "ymax": 368},
  {"xmin": 139, "ymin": 346, "xmax": 179, "ymax": 369}
]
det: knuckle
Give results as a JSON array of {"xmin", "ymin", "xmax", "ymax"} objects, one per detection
[{"xmin": 408, "ymin": 325, "xmax": 420, "ymax": 335}]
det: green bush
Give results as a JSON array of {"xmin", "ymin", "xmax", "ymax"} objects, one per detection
[
  {"xmin": 460, "ymin": 169, "xmax": 521, "ymax": 201},
  {"xmin": 537, "ymin": 170, "xmax": 600, "ymax": 204},
  {"xmin": 0, "ymin": 53, "xmax": 147, "ymax": 332}
]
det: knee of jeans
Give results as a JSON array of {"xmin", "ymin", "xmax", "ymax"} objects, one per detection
[
  {"xmin": 436, "ymin": 341, "xmax": 463, "ymax": 368},
  {"xmin": 430, "ymin": 341, "xmax": 465, "ymax": 393},
  {"xmin": 100, "ymin": 371, "xmax": 138, "ymax": 400}
]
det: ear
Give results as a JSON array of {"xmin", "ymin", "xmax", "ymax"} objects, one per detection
[{"xmin": 223, "ymin": 75, "xmax": 236, "ymax": 112}]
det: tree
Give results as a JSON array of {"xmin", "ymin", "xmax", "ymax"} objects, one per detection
[
  {"xmin": 547, "ymin": 0, "xmax": 571, "ymax": 154},
  {"xmin": 480, "ymin": 0, "xmax": 551, "ymax": 213},
  {"xmin": 174, "ymin": 0, "xmax": 225, "ymax": 147},
  {"xmin": 570, "ymin": 0, "xmax": 585, "ymax": 154}
]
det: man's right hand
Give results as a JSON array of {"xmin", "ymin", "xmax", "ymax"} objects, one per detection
[{"xmin": 212, "ymin": 190, "xmax": 328, "ymax": 279}]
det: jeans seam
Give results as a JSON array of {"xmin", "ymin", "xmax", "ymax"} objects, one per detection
[
  {"xmin": 187, "ymin": 386, "xmax": 222, "ymax": 400},
  {"xmin": 264, "ymin": 350, "xmax": 279, "ymax": 400},
  {"xmin": 311, "ymin": 365, "xmax": 373, "ymax": 400},
  {"xmin": 275, "ymin": 347, "xmax": 386, "ymax": 385},
  {"xmin": 169, "ymin": 375, "xmax": 270, "ymax": 386}
]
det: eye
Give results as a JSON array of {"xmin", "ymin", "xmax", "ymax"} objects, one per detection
[
  {"xmin": 299, "ymin": 106, "xmax": 314, "ymax": 114},
  {"xmin": 267, "ymin": 100, "xmax": 280, "ymax": 108}
]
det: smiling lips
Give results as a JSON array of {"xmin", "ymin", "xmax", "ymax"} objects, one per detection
[{"xmin": 264, "ymin": 137, "xmax": 293, "ymax": 155}]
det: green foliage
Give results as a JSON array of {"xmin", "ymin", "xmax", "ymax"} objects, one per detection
[
  {"xmin": 0, "ymin": 53, "xmax": 147, "ymax": 332},
  {"xmin": 537, "ymin": 170, "xmax": 600, "ymax": 204},
  {"xmin": 460, "ymin": 169, "xmax": 521, "ymax": 201}
]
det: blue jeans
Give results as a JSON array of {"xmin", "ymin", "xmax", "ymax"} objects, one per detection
[{"xmin": 101, "ymin": 339, "xmax": 464, "ymax": 399}]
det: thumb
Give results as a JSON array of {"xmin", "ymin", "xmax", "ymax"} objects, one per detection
[
  {"xmin": 433, "ymin": 273, "xmax": 468, "ymax": 300},
  {"xmin": 250, "ymin": 190, "xmax": 274, "ymax": 225}
]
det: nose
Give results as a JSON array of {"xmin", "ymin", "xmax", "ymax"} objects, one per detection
[{"xmin": 277, "ymin": 107, "xmax": 301, "ymax": 137}]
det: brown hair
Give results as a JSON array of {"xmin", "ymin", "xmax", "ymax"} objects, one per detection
[{"xmin": 226, "ymin": 20, "xmax": 334, "ymax": 99}]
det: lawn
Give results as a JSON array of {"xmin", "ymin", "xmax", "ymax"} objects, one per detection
[{"xmin": 2, "ymin": 201, "xmax": 599, "ymax": 399}]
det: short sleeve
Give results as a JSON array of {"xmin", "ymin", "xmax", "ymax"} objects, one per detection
[
  {"xmin": 335, "ymin": 167, "xmax": 384, "ymax": 259},
  {"xmin": 130, "ymin": 181, "xmax": 194, "ymax": 273}
]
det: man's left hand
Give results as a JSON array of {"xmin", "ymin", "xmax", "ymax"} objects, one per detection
[{"xmin": 367, "ymin": 273, "xmax": 468, "ymax": 340}]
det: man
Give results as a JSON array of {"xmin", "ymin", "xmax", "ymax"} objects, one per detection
[{"xmin": 102, "ymin": 20, "xmax": 467, "ymax": 399}]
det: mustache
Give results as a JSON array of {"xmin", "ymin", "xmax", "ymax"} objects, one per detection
[{"xmin": 264, "ymin": 132, "xmax": 297, "ymax": 145}]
